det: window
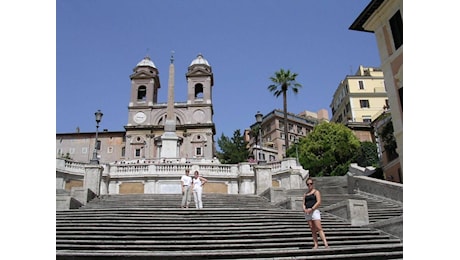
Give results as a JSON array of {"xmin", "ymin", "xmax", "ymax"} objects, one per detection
[
  {"xmin": 82, "ymin": 147, "xmax": 88, "ymax": 154},
  {"xmin": 194, "ymin": 83, "xmax": 204, "ymax": 99},
  {"xmin": 107, "ymin": 147, "xmax": 113, "ymax": 153},
  {"xmin": 363, "ymin": 116, "xmax": 372, "ymax": 123},
  {"xmin": 69, "ymin": 148, "xmax": 75, "ymax": 154},
  {"xmin": 297, "ymin": 126, "xmax": 303, "ymax": 134},
  {"xmin": 358, "ymin": 81, "xmax": 364, "ymax": 90},
  {"xmin": 121, "ymin": 147, "xmax": 125, "ymax": 157},
  {"xmin": 196, "ymin": 147, "xmax": 202, "ymax": 156},
  {"xmin": 137, "ymin": 86, "xmax": 147, "ymax": 100},
  {"xmin": 398, "ymin": 87, "xmax": 403, "ymax": 110},
  {"xmin": 135, "ymin": 149, "xmax": 141, "ymax": 157},
  {"xmin": 390, "ymin": 10, "xmax": 403, "ymax": 50},
  {"xmin": 259, "ymin": 153, "xmax": 265, "ymax": 161},
  {"xmin": 360, "ymin": 100, "xmax": 370, "ymax": 108}
]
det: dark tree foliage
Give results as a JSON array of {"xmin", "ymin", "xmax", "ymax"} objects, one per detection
[
  {"xmin": 379, "ymin": 121, "xmax": 398, "ymax": 161},
  {"xmin": 356, "ymin": 141, "xmax": 380, "ymax": 167},
  {"xmin": 287, "ymin": 122, "xmax": 361, "ymax": 177},
  {"xmin": 216, "ymin": 129, "xmax": 250, "ymax": 164}
]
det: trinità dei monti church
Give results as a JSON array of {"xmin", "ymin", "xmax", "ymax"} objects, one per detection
[
  {"xmin": 56, "ymin": 53, "xmax": 307, "ymax": 196},
  {"xmin": 58, "ymin": 53, "xmax": 218, "ymax": 165}
]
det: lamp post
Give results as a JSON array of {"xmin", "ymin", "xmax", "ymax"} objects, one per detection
[
  {"xmin": 255, "ymin": 111, "xmax": 263, "ymax": 163},
  {"xmin": 90, "ymin": 110, "xmax": 103, "ymax": 165},
  {"xmin": 294, "ymin": 137, "xmax": 299, "ymax": 166}
]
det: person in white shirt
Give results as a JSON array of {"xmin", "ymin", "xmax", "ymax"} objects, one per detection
[
  {"xmin": 180, "ymin": 169, "xmax": 193, "ymax": 208},
  {"xmin": 192, "ymin": 170, "xmax": 208, "ymax": 209}
]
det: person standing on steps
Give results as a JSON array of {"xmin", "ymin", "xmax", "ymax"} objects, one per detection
[
  {"xmin": 302, "ymin": 177, "xmax": 329, "ymax": 249},
  {"xmin": 192, "ymin": 170, "xmax": 207, "ymax": 209},
  {"xmin": 180, "ymin": 169, "xmax": 193, "ymax": 208}
]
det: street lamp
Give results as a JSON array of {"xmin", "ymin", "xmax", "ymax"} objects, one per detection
[
  {"xmin": 294, "ymin": 137, "xmax": 299, "ymax": 165},
  {"xmin": 255, "ymin": 111, "xmax": 263, "ymax": 163},
  {"xmin": 90, "ymin": 110, "xmax": 103, "ymax": 165}
]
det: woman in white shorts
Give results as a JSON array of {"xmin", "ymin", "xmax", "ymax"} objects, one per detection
[
  {"xmin": 192, "ymin": 170, "xmax": 207, "ymax": 209},
  {"xmin": 303, "ymin": 178, "xmax": 329, "ymax": 249}
]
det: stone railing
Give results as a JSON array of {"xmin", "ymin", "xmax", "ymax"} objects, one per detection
[
  {"xmin": 106, "ymin": 162, "xmax": 239, "ymax": 176},
  {"xmin": 56, "ymin": 159, "xmax": 86, "ymax": 174},
  {"xmin": 347, "ymin": 163, "xmax": 403, "ymax": 203},
  {"xmin": 56, "ymin": 158, "xmax": 299, "ymax": 178},
  {"xmin": 56, "ymin": 157, "xmax": 301, "ymax": 195}
]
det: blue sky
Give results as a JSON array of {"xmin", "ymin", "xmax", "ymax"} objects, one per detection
[{"xmin": 56, "ymin": 0, "xmax": 381, "ymax": 138}]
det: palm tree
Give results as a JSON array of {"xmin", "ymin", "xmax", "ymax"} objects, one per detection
[{"xmin": 268, "ymin": 68, "xmax": 302, "ymax": 157}]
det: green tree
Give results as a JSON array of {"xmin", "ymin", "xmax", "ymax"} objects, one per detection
[
  {"xmin": 288, "ymin": 122, "xmax": 361, "ymax": 177},
  {"xmin": 356, "ymin": 141, "xmax": 379, "ymax": 167},
  {"xmin": 379, "ymin": 121, "xmax": 398, "ymax": 161},
  {"xmin": 216, "ymin": 129, "xmax": 249, "ymax": 164},
  {"xmin": 268, "ymin": 69, "xmax": 302, "ymax": 157}
]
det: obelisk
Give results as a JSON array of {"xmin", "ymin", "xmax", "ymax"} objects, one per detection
[{"xmin": 160, "ymin": 51, "xmax": 179, "ymax": 158}]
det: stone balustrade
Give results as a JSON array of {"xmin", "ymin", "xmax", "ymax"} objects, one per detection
[{"xmin": 56, "ymin": 157, "xmax": 303, "ymax": 196}]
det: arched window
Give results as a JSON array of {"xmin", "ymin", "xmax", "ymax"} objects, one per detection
[
  {"xmin": 194, "ymin": 83, "xmax": 203, "ymax": 99},
  {"xmin": 137, "ymin": 86, "xmax": 147, "ymax": 100},
  {"xmin": 157, "ymin": 116, "xmax": 164, "ymax": 125}
]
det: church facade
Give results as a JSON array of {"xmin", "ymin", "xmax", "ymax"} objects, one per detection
[{"xmin": 57, "ymin": 54, "xmax": 217, "ymax": 164}]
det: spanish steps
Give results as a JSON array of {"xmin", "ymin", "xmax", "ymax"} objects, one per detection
[{"xmin": 56, "ymin": 178, "xmax": 403, "ymax": 259}]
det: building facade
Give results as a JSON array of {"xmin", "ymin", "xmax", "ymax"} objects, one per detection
[
  {"xmin": 350, "ymin": 0, "xmax": 403, "ymax": 182},
  {"xmin": 330, "ymin": 65, "xmax": 388, "ymax": 124},
  {"xmin": 245, "ymin": 109, "xmax": 329, "ymax": 162},
  {"xmin": 56, "ymin": 54, "xmax": 217, "ymax": 164}
]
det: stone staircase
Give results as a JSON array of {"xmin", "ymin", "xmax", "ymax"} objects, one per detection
[
  {"xmin": 287, "ymin": 176, "xmax": 403, "ymax": 224},
  {"xmin": 56, "ymin": 193, "xmax": 403, "ymax": 259}
]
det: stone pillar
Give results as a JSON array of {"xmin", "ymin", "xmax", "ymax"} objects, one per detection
[
  {"xmin": 108, "ymin": 181, "xmax": 118, "ymax": 194},
  {"xmin": 324, "ymin": 199, "xmax": 369, "ymax": 226},
  {"xmin": 99, "ymin": 175, "xmax": 109, "ymax": 195},
  {"xmin": 254, "ymin": 164, "xmax": 271, "ymax": 195},
  {"xmin": 144, "ymin": 180, "xmax": 156, "ymax": 194},
  {"xmin": 84, "ymin": 165, "xmax": 103, "ymax": 196},
  {"xmin": 56, "ymin": 177, "xmax": 65, "ymax": 190},
  {"xmin": 347, "ymin": 199, "xmax": 369, "ymax": 226}
]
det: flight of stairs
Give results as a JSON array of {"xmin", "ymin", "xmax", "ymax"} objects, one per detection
[{"xmin": 56, "ymin": 193, "xmax": 403, "ymax": 259}]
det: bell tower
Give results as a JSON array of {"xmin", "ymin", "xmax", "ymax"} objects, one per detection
[
  {"xmin": 127, "ymin": 56, "xmax": 160, "ymax": 126},
  {"xmin": 185, "ymin": 53, "xmax": 217, "ymax": 159},
  {"xmin": 186, "ymin": 53, "xmax": 214, "ymax": 104},
  {"xmin": 124, "ymin": 56, "xmax": 161, "ymax": 161}
]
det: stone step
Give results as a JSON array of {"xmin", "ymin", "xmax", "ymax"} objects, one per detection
[
  {"xmin": 57, "ymin": 193, "xmax": 402, "ymax": 259},
  {"xmin": 82, "ymin": 194, "xmax": 276, "ymax": 209},
  {"xmin": 56, "ymin": 243, "xmax": 403, "ymax": 259},
  {"xmin": 57, "ymin": 239, "xmax": 401, "ymax": 251}
]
